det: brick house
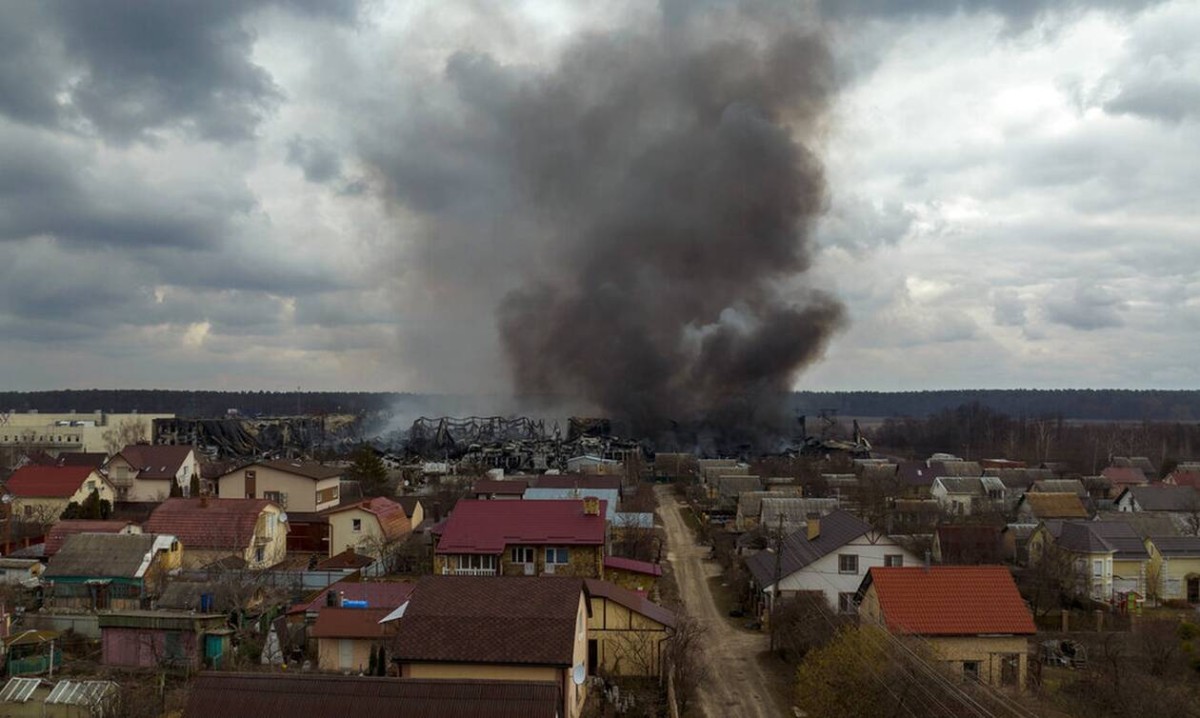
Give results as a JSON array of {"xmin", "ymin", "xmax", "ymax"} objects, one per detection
[
  {"xmin": 856, "ymin": 566, "xmax": 1036, "ymax": 690},
  {"xmin": 433, "ymin": 498, "xmax": 606, "ymax": 578}
]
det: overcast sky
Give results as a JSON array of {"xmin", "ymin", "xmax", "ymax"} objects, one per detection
[{"xmin": 2, "ymin": 0, "xmax": 1196, "ymax": 394}]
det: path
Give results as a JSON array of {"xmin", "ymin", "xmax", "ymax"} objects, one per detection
[{"xmin": 655, "ymin": 485, "xmax": 781, "ymax": 718}]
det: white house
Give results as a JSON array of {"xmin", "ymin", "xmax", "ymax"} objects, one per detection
[{"xmin": 745, "ymin": 510, "xmax": 919, "ymax": 614}]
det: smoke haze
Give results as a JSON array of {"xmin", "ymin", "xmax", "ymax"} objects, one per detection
[{"xmin": 367, "ymin": 2, "xmax": 846, "ymax": 444}]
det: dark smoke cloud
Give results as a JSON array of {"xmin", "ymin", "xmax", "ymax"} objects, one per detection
[{"xmin": 367, "ymin": 5, "xmax": 845, "ymax": 443}]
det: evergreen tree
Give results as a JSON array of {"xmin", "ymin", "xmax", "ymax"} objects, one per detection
[
  {"xmin": 169, "ymin": 480, "xmax": 184, "ymax": 498},
  {"xmin": 348, "ymin": 444, "xmax": 389, "ymax": 497},
  {"xmin": 367, "ymin": 644, "xmax": 378, "ymax": 676},
  {"xmin": 189, "ymin": 473, "xmax": 202, "ymax": 498}
]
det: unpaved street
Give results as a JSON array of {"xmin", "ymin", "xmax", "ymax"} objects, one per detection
[{"xmin": 656, "ymin": 485, "xmax": 781, "ymax": 718}]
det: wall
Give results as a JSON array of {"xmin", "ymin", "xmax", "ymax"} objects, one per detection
[
  {"xmin": 404, "ymin": 663, "xmax": 558, "ymax": 682},
  {"xmin": 327, "ymin": 508, "xmax": 410, "ymax": 558},
  {"xmin": 217, "ymin": 465, "xmax": 339, "ymax": 512},
  {"xmin": 587, "ymin": 596, "xmax": 669, "ymax": 677},
  {"xmin": 1154, "ymin": 553, "xmax": 1200, "ymax": 601},
  {"xmin": 0, "ymin": 412, "xmax": 170, "ymax": 453},
  {"xmin": 499, "ymin": 544, "xmax": 603, "ymax": 579},
  {"xmin": 101, "ymin": 627, "xmax": 201, "ymax": 669},
  {"xmin": 25, "ymin": 612, "xmax": 100, "ymax": 639},
  {"xmin": 177, "ymin": 506, "xmax": 286, "ymax": 570},
  {"xmin": 317, "ymin": 637, "xmax": 374, "ymax": 672}
]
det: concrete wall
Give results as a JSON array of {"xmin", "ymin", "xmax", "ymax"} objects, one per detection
[
  {"xmin": 101, "ymin": 627, "xmax": 202, "ymax": 669},
  {"xmin": 25, "ymin": 612, "xmax": 101, "ymax": 639},
  {"xmin": 0, "ymin": 412, "xmax": 169, "ymax": 453},
  {"xmin": 317, "ymin": 637, "xmax": 375, "ymax": 672}
]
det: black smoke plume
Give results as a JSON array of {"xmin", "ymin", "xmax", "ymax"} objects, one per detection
[{"xmin": 368, "ymin": 4, "xmax": 846, "ymax": 448}]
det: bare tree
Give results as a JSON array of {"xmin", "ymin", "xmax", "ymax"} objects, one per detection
[
  {"xmin": 103, "ymin": 417, "xmax": 149, "ymax": 455},
  {"xmin": 664, "ymin": 613, "xmax": 708, "ymax": 715}
]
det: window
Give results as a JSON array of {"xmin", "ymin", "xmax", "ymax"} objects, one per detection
[
  {"xmin": 511, "ymin": 546, "xmax": 534, "ymax": 564},
  {"xmin": 255, "ymin": 546, "xmax": 265, "ymax": 564},
  {"xmin": 23, "ymin": 506, "xmax": 31, "ymax": 518},
  {"xmin": 884, "ymin": 554, "xmax": 904, "ymax": 567},
  {"xmin": 838, "ymin": 554, "xmax": 859, "ymax": 574},
  {"xmin": 838, "ymin": 592, "xmax": 857, "ymax": 614},
  {"xmin": 264, "ymin": 490, "xmax": 286, "ymax": 507},
  {"xmin": 352, "ymin": 518, "xmax": 362, "ymax": 533},
  {"xmin": 1093, "ymin": 559, "xmax": 1104, "ymax": 578},
  {"xmin": 1000, "ymin": 654, "xmax": 1020, "ymax": 686},
  {"xmin": 546, "ymin": 547, "xmax": 570, "ymax": 565},
  {"xmin": 962, "ymin": 661, "xmax": 980, "ymax": 681},
  {"xmin": 457, "ymin": 554, "xmax": 496, "ymax": 571},
  {"xmin": 245, "ymin": 470, "xmax": 256, "ymax": 480}
]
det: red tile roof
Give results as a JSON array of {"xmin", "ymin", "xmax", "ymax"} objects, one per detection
[
  {"xmin": 113, "ymin": 444, "xmax": 195, "ymax": 480},
  {"xmin": 5, "ymin": 465, "xmax": 98, "ymax": 498},
  {"xmin": 603, "ymin": 556, "xmax": 663, "ymax": 577},
  {"xmin": 436, "ymin": 499, "xmax": 606, "ymax": 555},
  {"xmin": 864, "ymin": 566, "xmax": 1035, "ymax": 636},
  {"xmin": 45, "ymin": 520, "xmax": 136, "ymax": 557},
  {"xmin": 1168, "ymin": 470, "xmax": 1200, "ymax": 489},
  {"xmin": 1102, "ymin": 466, "xmax": 1148, "ymax": 486},
  {"xmin": 143, "ymin": 498, "xmax": 276, "ymax": 550},
  {"xmin": 309, "ymin": 607, "xmax": 395, "ymax": 639},
  {"xmin": 290, "ymin": 580, "xmax": 417, "ymax": 615},
  {"xmin": 326, "ymin": 497, "xmax": 410, "ymax": 541}
]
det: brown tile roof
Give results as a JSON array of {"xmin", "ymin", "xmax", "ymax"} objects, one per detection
[
  {"xmin": 315, "ymin": 548, "xmax": 377, "ymax": 570},
  {"xmin": 1102, "ymin": 466, "xmax": 1148, "ymax": 486},
  {"xmin": 290, "ymin": 580, "xmax": 417, "ymax": 615},
  {"xmin": 239, "ymin": 459, "xmax": 344, "ymax": 481},
  {"xmin": 44, "ymin": 520, "xmax": 137, "ymax": 557},
  {"xmin": 584, "ymin": 579, "xmax": 675, "ymax": 628},
  {"xmin": 143, "ymin": 498, "xmax": 276, "ymax": 550},
  {"xmin": 435, "ymin": 499, "xmax": 605, "ymax": 555},
  {"xmin": 185, "ymin": 674, "xmax": 561, "ymax": 718},
  {"xmin": 55, "ymin": 452, "xmax": 108, "ymax": 469},
  {"xmin": 863, "ymin": 566, "xmax": 1035, "ymax": 636},
  {"xmin": 113, "ymin": 444, "xmax": 195, "ymax": 480},
  {"xmin": 1020, "ymin": 492, "xmax": 1088, "ymax": 519},
  {"xmin": 309, "ymin": 607, "xmax": 394, "ymax": 639},
  {"xmin": 392, "ymin": 576, "xmax": 584, "ymax": 666}
]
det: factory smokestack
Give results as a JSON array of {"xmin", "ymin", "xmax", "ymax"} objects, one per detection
[{"xmin": 369, "ymin": 3, "xmax": 846, "ymax": 448}]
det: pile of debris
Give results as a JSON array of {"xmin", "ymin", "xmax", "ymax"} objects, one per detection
[{"xmin": 153, "ymin": 415, "xmax": 365, "ymax": 459}]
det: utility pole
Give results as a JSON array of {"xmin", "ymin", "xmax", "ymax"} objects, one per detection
[{"xmin": 770, "ymin": 513, "xmax": 784, "ymax": 651}]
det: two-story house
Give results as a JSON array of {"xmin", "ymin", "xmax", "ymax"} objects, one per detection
[
  {"xmin": 104, "ymin": 444, "xmax": 199, "ymax": 501},
  {"xmin": 325, "ymin": 497, "xmax": 412, "ymax": 564},
  {"xmin": 143, "ymin": 498, "xmax": 288, "ymax": 569},
  {"xmin": 391, "ymin": 575, "xmax": 591, "ymax": 718},
  {"xmin": 215, "ymin": 460, "xmax": 343, "ymax": 512},
  {"xmin": 433, "ymin": 498, "xmax": 606, "ymax": 578},
  {"xmin": 745, "ymin": 509, "xmax": 918, "ymax": 615}
]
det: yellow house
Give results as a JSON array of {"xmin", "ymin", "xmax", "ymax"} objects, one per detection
[
  {"xmin": 144, "ymin": 498, "xmax": 288, "ymax": 570},
  {"xmin": 583, "ymin": 579, "xmax": 675, "ymax": 678},
  {"xmin": 1145, "ymin": 536, "xmax": 1200, "ymax": 603},
  {"xmin": 5, "ymin": 465, "xmax": 115, "ymax": 526},
  {"xmin": 311, "ymin": 607, "xmax": 396, "ymax": 672},
  {"xmin": 857, "ymin": 566, "xmax": 1036, "ymax": 690},
  {"xmin": 1052, "ymin": 522, "xmax": 1150, "ymax": 601},
  {"xmin": 216, "ymin": 459, "xmax": 343, "ymax": 512},
  {"xmin": 325, "ymin": 497, "xmax": 411, "ymax": 560},
  {"xmin": 393, "ymin": 576, "xmax": 590, "ymax": 718}
]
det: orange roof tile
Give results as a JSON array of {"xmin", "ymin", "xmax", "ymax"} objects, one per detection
[{"xmin": 865, "ymin": 566, "xmax": 1035, "ymax": 636}]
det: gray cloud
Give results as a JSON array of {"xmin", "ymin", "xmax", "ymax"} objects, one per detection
[
  {"xmin": 992, "ymin": 288, "xmax": 1027, "ymax": 327},
  {"xmin": 1044, "ymin": 282, "xmax": 1128, "ymax": 330},
  {"xmin": 287, "ymin": 136, "xmax": 343, "ymax": 183}
]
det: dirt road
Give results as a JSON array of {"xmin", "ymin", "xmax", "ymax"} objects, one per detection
[{"xmin": 655, "ymin": 485, "xmax": 782, "ymax": 718}]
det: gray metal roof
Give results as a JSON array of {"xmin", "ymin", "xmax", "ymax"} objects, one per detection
[
  {"xmin": 44, "ymin": 533, "xmax": 163, "ymax": 579},
  {"xmin": 746, "ymin": 510, "xmax": 872, "ymax": 587}
]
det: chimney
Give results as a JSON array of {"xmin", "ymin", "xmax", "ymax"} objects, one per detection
[
  {"xmin": 199, "ymin": 495, "xmax": 209, "ymax": 509},
  {"xmin": 583, "ymin": 496, "xmax": 600, "ymax": 516},
  {"xmin": 325, "ymin": 590, "xmax": 337, "ymax": 607},
  {"xmin": 806, "ymin": 513, "xmax": 820, "ymax": 541}
]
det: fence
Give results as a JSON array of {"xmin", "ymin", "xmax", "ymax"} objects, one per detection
[{"xmin": 1034, "ymin": 609, "xmax": 1132, "ymax": 633}]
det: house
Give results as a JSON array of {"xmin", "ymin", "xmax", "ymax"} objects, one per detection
[
  {"xmin": 895, "ymin": 461, "xmax": 937, "ymax": 498},
  {"xmin": 44, "ymin": 533, "xmax": 181, "ymax": 610},
  {"xmin": 1115, "ymin": 485, "xmax": 1200, "ymax": 534},
  {"xmin": 471, "ymin": 478, "xmax": 530, "ymax": 500},
  {"xmin": 1053, "ymin": 521, "xmax": 1150, "ymax": 600},
  {"xmin": 745, "ymin": 510, "xmax": 919, "ymax": 614},
  {"xmin": 1026, "ymin": 520, "xmax": 1066, "ymax": 566},
  {"xmin": 143, "ymin": 498, "xmax": 288, "ymax": 569},
  {"xmin": 4, "ymin": 466, "xmax": 115, "ymax": 526},
  {"xmin": 760, "ymin": 497, "xmax": 841, "ymax": 534},
  {"xmin": 524, "ymin": 486, "xmax": 620, "ymax": 521},
  {"xmin": 0, "ymin": 558, "xmax": 43, "ymax": 587},
  {"xmin": 311, "ymin": 606, "xmax": 397, "ymax": 673},
  {"xmin": 104, "ymin": 444, "xmax": 199, "ymax": 501},
  {"xmin": 395, "ymin": 496, "xmax": 425, "ymax": 527},
  {"xmin": 325, "ymin": 497, "xmax": 411, "ymax": 562},
  {"xmin": 932, "ymin": 525, "xmax": 1004, "ymax": 564},
  {"xmin": 1101, "ymin": 467, "xmax": 1149, "ymax": 497},
  {"xmin": 4, "ymin": 631, "xmax": 61, "ymax": 676},
  {"xmin": 534, "ymin": 474, "xmax": 624, "ymax": 492},
  {"xmin": 1030, "ymin": 479, "xmax": 1088, "ymax": 498},
  {"xmin": 55, "ymin": 452, "xmax": 109, "ymax": 469},
  {"xmin": 215, "ymin": 459, "xmax": 343, "ymax": 512},
  {"xmin": 1145, "ymin": 536, "xmax": 1200, "ymax": 603},
  {"xmin": 856, "ymin": 566, "xmax": 1035, "ymax": 689},
  {"xmin": 601, "ymin": 556, "xmax": 662, "ymax": 594},
  {"xmin": 184, "ymin": 673, "xmax": 562, "ymax": 718},
  {"xmin": 1000, "ymin": 523, "xmax": 1038, "ymax": 565},
  {"xmin": 0, "ymin": 677, "xmax": 118, "ymax": 717},
  {"xmin": 287, "ymin": 581, "xmax": 417, "ymax": 625},
  {"xmin": 583, "ymin": 578, "xmax": 674, "ymax": 678},
  {"xmin": 1014, "ymin": 492, "xmax": 1089, "ymax": 523},
  {"xmin": 930, "ymin": 477, "xmax": 1007, "ymax": 516},
  {"xmin": 566, "ymin": 455, "xmax": 622, "ymax": 474},
  {"xmin": 391, "ymin": 575, "xmax": 590, "ymax": 718},
  {"xmin": 44, "ymin": 520, "xmax": 141, "ymax": 558},
  {"xmin": 733, "ymin": 490, "xmax": 803, "ymax": 531},
  {"xmin": 433, "ymin": 499, "xmax": 606, "ymax": 578},
  {"xmin": 98, "ymin": 611, "xmax": 230, "ymax": 669},
  {"xmin": 714, "ymin": 476, "xmax": 763, "ymax": 505}
]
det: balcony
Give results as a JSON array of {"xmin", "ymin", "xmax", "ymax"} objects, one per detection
[{"xmin": 441, "ymin": 567, "xmax": 497, "ymax": 577}]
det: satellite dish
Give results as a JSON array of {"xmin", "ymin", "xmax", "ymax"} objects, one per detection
[
  {"xmin": 279, "ymin": 512, "xmax": 288, "ymax": 523},
  {"xmin": 572, "ymin": 663, "xmax": 586, "ymax": 686}
]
